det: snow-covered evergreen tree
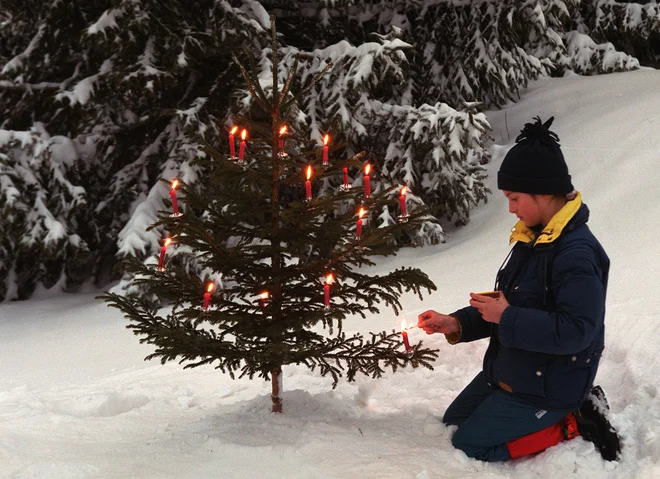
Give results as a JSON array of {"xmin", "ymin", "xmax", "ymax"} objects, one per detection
[
  {"xmin": 580, "ymin": 0, "xmax": 660, "ymax": 69},
  {"xmin": 0, "ymin": 1, "xmax": 268, "ymax": 299},
  {"xmin": 1, "ymin": 0, "xmax": 654, "ymax": 300},
  {"xmin": 272, "ymin": 0, "xmax": 645, "ymax": 106}
]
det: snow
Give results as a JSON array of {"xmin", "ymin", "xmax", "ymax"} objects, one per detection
[
  {"xmin": 125, "ymin": 38, "xmax": 164, "ymax": 80},
  {"xmin": 87, "ymin": 9, "xmax": 122, "ymax": 36},
  {"xmin": 563, "ymin": 31, "xmax": 640, "ymax": 73},
  {"xmin": 2, "ymin": 68, "xmax": 660, "ymax": 478},
  {"xmin": 71, "ymin": 77, "xmax": 95, "ymax": 105},
  {"xmin": 240, "ymin": 0, "xmax": 271, "ymax": 30},
  {"xmin": 1, "ymin": 25, "xmax": 46, "ymax": 75},
  {"xmin": 56, "ymin": 61, "xmax": 112, "ymax": 106}
]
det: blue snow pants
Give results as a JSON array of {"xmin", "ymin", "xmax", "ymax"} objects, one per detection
[{"xmin": 442, "ymin": 372, "xmax": 571, "ymax": 462}]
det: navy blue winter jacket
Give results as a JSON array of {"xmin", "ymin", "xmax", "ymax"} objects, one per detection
[{"xmin": 450, "ymin": 193, "xmax": 609, "ymax": 410}]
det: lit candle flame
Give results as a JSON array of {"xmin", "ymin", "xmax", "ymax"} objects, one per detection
[
  {"xmin": 401, "ymin": 186, "xmax": 407, "ymax": 196},
  {"xmin": 230, "ymin": 126, "xmax": 238, "ymax": 135},
  {"xmin": 306, "ymin": 165, "xmax": 312, "ymax": 181},
  {"xmin": 164, "ymin": 238, "xmax": 172, "ymax": 247},
  {"xmin": 358, "ymin": 207, "xmax": 366, "ymax": 219},
  {"xmin": 365, "ymin": 164, "xmax": 371, "ymax": 175},
  {"xmin": 401, "ymin": 318, "xmax": 407, "ymax": 331},
  {"xmin": 323, "ymin": 134, "xmax": 330, "ymax": 146},
  {"xmin": 206, "ymin": 282, "xmax": 215, "ymax": 293},
  {"xmin": 241, "ymin": 129, "xmax": 247, "ymax": 141},
  {"xmin": 326, "ymin": 273, "xmax": 334, "ymax": 285},
  {"xmin": 171, "ymin": 179, "xmax": 179, "ymax": 189},
  {"xmin": 279, "ymin": 125, "xmax": 288, "ymax": 136},
  {"xmin": 260, "ymin": 291, "xmax": 269, "ymax": 300}
]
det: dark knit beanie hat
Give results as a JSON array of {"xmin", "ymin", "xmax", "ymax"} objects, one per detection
[{"xmin": 497, "ymin": 116, "xmax": 574, "ymax": 195}]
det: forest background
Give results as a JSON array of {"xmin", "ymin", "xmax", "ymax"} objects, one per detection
[{"xmin": 0, "ymin": 0, "xmax": 658, "ymax": 302}]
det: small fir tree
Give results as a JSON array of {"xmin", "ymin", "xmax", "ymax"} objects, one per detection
[{"xmin": 101, "ymin": 18, "xmax": 438, "ymax": 413}]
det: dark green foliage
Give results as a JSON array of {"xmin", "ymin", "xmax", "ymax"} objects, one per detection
[
  {"xmin": 0, "ymin": 1, "xmax": 268, "ymax": 299},
  {"xmin": 101, "ymin": 19, "xmax": 438, "ymax": 409}
]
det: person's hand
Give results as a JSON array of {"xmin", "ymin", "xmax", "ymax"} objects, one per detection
[
  {"xmin": 469, "ymin": 291, "xmax": 510, "ymax": 324},
  {"xmin": 417, "ymin": 310, "xmax": 460, "ymax": 335}
]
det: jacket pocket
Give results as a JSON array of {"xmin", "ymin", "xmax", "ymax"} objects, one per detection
[
  {"xmin": 546, "ymin": 346, "xmax": 603, "ymax": 406},
  {"xmin": 506, "ymin": 278, "xmax": 545, "ymax": 309},
  {"xmin": 495, "ymin": 348, "xmax": 548, "ymax": 398}
]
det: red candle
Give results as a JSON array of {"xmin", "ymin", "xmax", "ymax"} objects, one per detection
[
  {"xmin": 402, "ymin": 330, "xmax": 411, "ymax": 352},
  {"xmin": 203, "ymin": 282, "xmax": 215, "ymax": 311},
  {"xmin": 364, "ymin": 164, "xmax": 371, "ymax": 198},
  {"xmin": 305, "ymin": 166, "xmax": 313, "ymax": 201},
  {"xmin": 399, "ymin": 186, "xmax": 408, "ymax": 216},
  {"xmin": 401, "ymin": 319, "xmax": 412, "ymax": 353},
  {"xmin": 322, "ymin": 134, "xmax": 329, "ymax": 166},
  {"xmin": 356, "ymin": 207, "xmax": 365, "ymax": 239},
  {"xmin": 157, "ymin": 237, "xmax": 172, "ymax": 270},
  {"xmin": 324, "ymin": 273, "xmax": 333, "ymax": 308},
  {"xmin": 260, "ymin": 291, "xmax": 269, "ymax": 308},
  {"xmin": 229, "ymin": 126, "xmax": 238, "ymax": 158},
  {"xmin": 343, "ymin": 167, "xmax": 350, "ymax": 189},
  {"xmin": 169, "ymin": 179, "xmax": 180, "ymax": 216},
  {"xmin": 238, "ymin": 129, "xmax": 247, "ymax": 161},
  {"xmin": 278, "ymin": 125, "xmax": 287, "ymax": 152}
]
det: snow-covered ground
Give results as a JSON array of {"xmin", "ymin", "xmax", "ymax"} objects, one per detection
[{"xmin": 1, "ymin": 68, "xmax": 659, "ymax": 479}]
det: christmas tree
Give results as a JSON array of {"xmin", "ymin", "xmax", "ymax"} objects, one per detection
[{"xmin": 101, "ymin": 17, "xmax": 438, "ymax": 413}]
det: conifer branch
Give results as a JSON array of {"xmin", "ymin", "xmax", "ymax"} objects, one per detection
[
  {"xmin": 232, "ymin": 54, "xmax": 271, "ymax": 113},
  {"xmin": 281, "ymin": 61, "xmax": 333, "ymax": 112},
  {"xmin": 276, "ymin": 57, "xmax": 298, "ymax": 112},
  {"xmin": 270, "ymin": 15, "xmax": 280, "ymax": 114}
]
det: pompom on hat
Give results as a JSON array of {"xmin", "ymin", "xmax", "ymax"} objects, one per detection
[{"xmin": 497, "ymin": 116, "xmax": 574, "ymax": 195}]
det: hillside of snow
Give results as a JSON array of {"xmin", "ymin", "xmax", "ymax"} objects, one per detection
[{"xmin": 1, "ymin": 68, "xmax": 659, "ymax": 479}]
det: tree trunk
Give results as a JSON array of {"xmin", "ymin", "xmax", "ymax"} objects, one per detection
[{"xmin": 271, "ymin": 366, "xmax": 283, "ymax": 413}]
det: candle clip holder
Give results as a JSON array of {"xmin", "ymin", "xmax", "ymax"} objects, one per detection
[
  {"xmin": 339, "ymin": 184, "xmax": 352, "ymax": 192},
  {"xmin": 354, "ymin": 241, "xmax": 369, "ymax": 252},
  {"xmin": 156, "ymin": 266, "xmax": 166, "ymax": 273},
  {"xmin": 397, "ymin": 214, "xmax": 410, "ymax": 224},
  {"xmin": 169, "ymin": 212, "xmax": 183, "ymax": 219}
]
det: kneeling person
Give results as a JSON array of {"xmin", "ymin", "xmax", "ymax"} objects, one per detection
[{"xmin": 417, "ymin": 117, "xmax": 621, "ymax": 462}]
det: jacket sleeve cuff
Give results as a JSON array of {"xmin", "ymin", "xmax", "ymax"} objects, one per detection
[
  {"xmin": 444, "ymin": 314, "xmax": 462, "ymax": 344},
  {"xmin": 498, "ymin": 306, "xmax": 517, "ymax": 347}
]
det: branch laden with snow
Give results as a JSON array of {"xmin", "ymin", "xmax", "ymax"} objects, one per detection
[{"xmin": 0, "ymin": 125, "xmax": 88, "ymax": 300}]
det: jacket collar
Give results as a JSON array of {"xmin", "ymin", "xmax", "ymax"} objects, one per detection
[{"xmin": 509, "ymin": 191, "xmax": 584, "ymax": 246}]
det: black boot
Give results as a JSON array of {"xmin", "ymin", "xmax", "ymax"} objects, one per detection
[{"xmin": 575, "ymin": 386, "xmax": 622, "ymax": 461}]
